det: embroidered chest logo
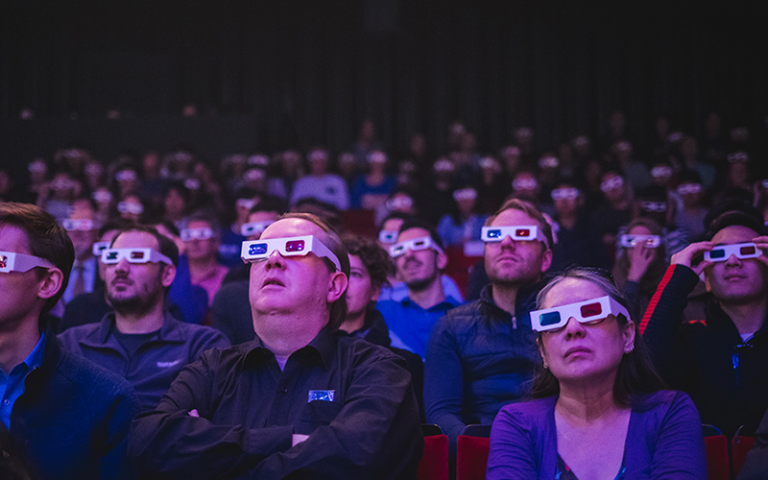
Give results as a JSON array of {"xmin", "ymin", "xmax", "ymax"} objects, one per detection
[{"xmin": 156, "ymin": 360, "xmax": 181, "ymax": 368}]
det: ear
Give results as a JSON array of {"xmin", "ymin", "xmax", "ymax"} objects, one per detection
[
  {"xmin": 327, "ymin": 271, "xmax": 348, "ymax": 303},
  {"xmin": 369, "ymin": 284, "xmax": 382, "ymax": 303},
  {"xmin": 436, "ymin": 250, "xmax": 448, "ymax": 271},
  {"xmin": 540, "ymin": 247, "xmax": 553, "ymax": 274},
  {"xmin": 161, "ymin": 264, "xmax": 177, "ymax": 288},
  {"xmin": 37, "ymin": 268, "xmax": 64, "ymax": 300},
  {"xmin": 536, "ymin": 337, "xmax": 549, "ymax": 369},
  {"xmin": 622, "ymin": 320, "xmax": 636, "ymax": 353}
]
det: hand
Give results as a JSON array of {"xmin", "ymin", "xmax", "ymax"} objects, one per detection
[
  {"xmin": 626, "ymin": 243, "xmax": 654, "ymax": 282},
  {"xmin": 753, "ymin": 235, "xmax": 768, "ymax": 269},
  {"xmin": 188, "ymin": 409, "xmax": 200, "ymax": 417},
  {"xmin": 292, "ymin": 434, "xmax": 309, "ymax": 447},
  {"xmin": 670, "ymin": 241, "xmax": 714, "ymax": 276}
]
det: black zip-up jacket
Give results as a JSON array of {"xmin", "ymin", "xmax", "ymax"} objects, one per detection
[{"xmin": 640, "ymin": 264, "xmax": 768, "ymax": 437}]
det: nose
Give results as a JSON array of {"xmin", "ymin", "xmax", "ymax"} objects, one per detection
[
  {"xmin": 724, "ymin": 254, "xmax": 743, "ymax": 266},
  {"xmin": 562, "ymin": 317, "xmax": 586, "ymax": 340},
  {"xmin": 114, "ymin": 257, "xmax": 131, "ymax": 273},
  {"xmin": 500, "ymin": 235, "xmax": 517, "ymax": 250},
  {"xmin": 264, "ymin": 250, "xmax": 286, "ymax": 270}
]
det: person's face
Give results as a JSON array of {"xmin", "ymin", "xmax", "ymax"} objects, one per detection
[
  {"xmin": 164, "ymin": 189, "xmax": 187, "ymax": 217},
  {"xmin": 728, "ymin": 162, "xmax": 748, "ymax": 185},
  {"xmin": 512, "ymin": 173, "xmax": 539, "ymax": 201},
  {"xmin": 67, "ymin": 207, "xmax": 98, "ymax": 259},
  {"xmin": 705, "ymin": 226, "xmax": 768, "ymax": 303},
  {"xmin": 378, "ymin": 218, "xmax": 404, "ymax": 249},
  {"xmin": 538, "ymin": 278, "xmax": 635, "ymax": 386},
  {"xmin": 184, "ymin": 220, "xmax": 218, "ymax": 261},
  {"xmin": 246, "ymin": 211, "xmax": 281, "ymax": 241},
  {"xmin": 346, "ymin": 254, "xmax": 380, "ymax": 318},
  {"xmin": 552, "ymin": 187, "xmax": 580, "ymax": 217},
  {"xmin": 309, "ymin": 153, "xmax": 328, "ymax": 176},
  {"xmin": 120, "ymin": 195, "xmax": 143, "ymax": 222},
  {"xmin": 104, "ymin": 231, "xmax": 175, "ymax": 314},
  {"xmin": 0, "ymin": 224, "xmax": 58, "ymax": 327},
  {"xmin": 627, "ymin": 225, "xmax": 659, "ymax": 259},
  {"xmin": 602, "ymin": 173, "xmax": 626, "ymax": 204},
  {"xmin": 484, "ymin": 209, "xmax": 552, "ymax": 287},
  {"xmin": 249, "ymin": 218, "xmax": 346, "ymax": 339},
  {"xmin": 97, "ymin": 229, "xmax": 120, "ymax": 280},
  {"xmin": 394, "ymin": 228, "xmax": 446, "ymax": 292}
]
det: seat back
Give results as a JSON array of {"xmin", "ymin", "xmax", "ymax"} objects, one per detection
[
  {"xmin": 731, "ymin": 424, "xmax": 758, "ymax": 478},
  {"xmin": 703, "ymin": 424, "xmax": 729, "ymax": 480},
  {"xmin": 417, "ymin": 424, "xmax": 449, "ymax": 480},
  {"xmin": 456, "ymin": 424, "xmax": 492, "ymax": 480}
]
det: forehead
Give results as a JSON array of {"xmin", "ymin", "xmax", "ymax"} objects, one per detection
[
  {"xmin": 248, "ymin": 211, "xmax": 280, "ymax": 223},
  {"xmin": 188, "ymin": 220, "xmax": 212, "ymax": 230},
  {"xmin": 382, "ymin": 218, "xmax": 404, "ymax": 232},
  {"xmin": 0, "ymin": 224, "xmax": 32, "ymax": 255},
  {"xmin": 712, "ymin": 225, "xmax": 759, "ymax": 245},
  {"xmin": 542, "ymin": 278, "xmax": 606, "ymax": 309},
  {"xmin": 113, "ymin": 231, "xmax": 160, "ymax": 250},
  {"xmin": 491, "ymin": 208, "xmax": 539, "ymax": 228},
  {"xmin": 348, "ymin": 254, "xmax": 367, "ymax": 273},
  {"xmin": 398, "ymin": 227, "xmax": 430, "ymax": 242},
  {"xmin": 515, "ymin": 172, "xmax": 535, "ymax": 180},
  {"xmin": 261, "ymin": 218, "xmax": 327, "ymax": 241},
  {"xmin": 629, "ymin": 225, "xmax": 652, "ymax": 236}
]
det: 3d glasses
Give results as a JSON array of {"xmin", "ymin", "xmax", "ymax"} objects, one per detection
[
  {"xmin": 241, "ymin": 235, "xmax": 341, "ymax": 271},
  {"xmin": 115, "ymin": 170, "xmax": 137, "ymax": 182},
  {"xmin": 677, "ymin": 184, "xmax": 702, "ymax": 195},
  {"xmin": 530, "ymin": 295, "xmax": 630, "ymax": 333},
  {"xmin": 512, "ymin": 178, "xmax": 538, "ymax": 190},
  {"xmin": 117, "ymin": 202, "xmax": 144, "ymax": 215},
  {"xmin": 387, "ymin": 196, "xmax": 413, "ymax": 210},
  {"xmin": 180, "ymin": 228, "xmax": 214, "ymax": 241},
  {"xmin": 101, "ymin": 248, "xmax": 173, "ymax": 266},
  {"xmin": 619, "ymin": 234, "xmax": 662, "ymax": 248},
  {"xmin": 640, "ymin": 201, "xmax": 667, "ymax": 213},
  {"xmin": 453, "ymin": 188, "xmax": 477, "ymax": 201},
  {"xmin": 0, "ymin": 251, "xmax": 54, "ymax": 273},
  {"xmin": 92, "ymin": 190, "xmax": 113, "ymax": 203},
  {"xmin": 389, "ymin": 236, "xmax": 443, "ymax": 258},
  {"xmin": 600, "ymin": 176, "xmax": 624, "ymax": 192},
  {"xmin": 651, "ymin": 166, "xmax": 673, "ymax": 178},
  {"xmin": 481, "ymin": 226, "xmax": 549, "ymax": 247},
  {"xmin": 241, "ymin": 221, "xmax": 274, "ymax": 237},
  {"xmin": 92, "ymin": 241, "xmax": 111, "ymax": 256},
  {"xmin": 378, "ymin": 230, "xmax": 398, "ymax": 244},
  {"xmin": 551, "ymin": 188, "xmax": 579, "ymax": 201},
  {"xmin": 704, "ymin": 243, "xmax": 763, "ymax": 263},
  {"xmin": 62, "ymin": 218, "xmax": 95, "ymax": 231},
  {"xmin": 236, "ymin": 198, "xmax": 256, "ymax": 210}
]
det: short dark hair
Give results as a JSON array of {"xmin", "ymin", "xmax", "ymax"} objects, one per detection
[
  {"xmin": 280, "ymin": 212, "xmax": 350, "ymax": 331},
  {"xmin": 111, "ymin": 225, "xmax": 180, "ymax": 268},
  {"xmin": 485, "ymin": 198, "xmax": 554, "ymax": 250},
  {"xmin": 398, "ymin": 219, "xmax": 444, "ymax": 251},
  {"xmin": 532, "ymin": 267, "xmax": 666, "ymax": 408},
  {"xmin": 0, "ymin": 202, "xmax": 75, "ymax": 315},
  {"xmin": 342, "ymin": 235, "xmax": 393, "ymax": 289},
  {"xmin": 187, "ymin": 211, "xmax": 220, "ymax": 233},
  {"xmin": 706, "ymin": 210, "xmax": 765, "ymax": 240},
  {"xmin": 378, "ymin": 211, "xmax": 414, "ymax": 230}
]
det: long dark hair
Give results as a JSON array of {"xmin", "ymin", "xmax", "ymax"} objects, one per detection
[{"xmin": 530, "ymin": 267, "xmax": 666, "ymax": 408}]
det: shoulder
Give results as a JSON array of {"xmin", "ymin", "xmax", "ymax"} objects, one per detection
[
  {"xmin": 335, "ymin": 335, "xmax": 409, "ymax": 372},
  {"xmin": 633, "ymin": 390, "xmax": 699, "ymax": 419},
  {"xmin": 493, "ymin": 397, "xmax": 556, "ymax": 434},
  {"xmin": 54, "ymin": 349, "xmax": 138, "ymax": 409},
  {"xmin": 58, "ymin": 322, "xmax": 100, "ymax": 346},
  {"xmin": 437, "ymin": 299, "xmax": 487, "ymax": 328}
]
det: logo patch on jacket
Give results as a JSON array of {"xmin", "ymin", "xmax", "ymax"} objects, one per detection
[{"xmin": 156, "ymin": 360, "xmax": 181, "ymax": 368}]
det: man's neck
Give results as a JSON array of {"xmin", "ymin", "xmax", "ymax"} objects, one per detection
[
  {"xmin": 115, "ymin": 302, "xmax": 166, "ymax": 334},
  {"xmin": 255, "ymin": 313, "xmax": 326, "ymax": 358},
  {"xmin": 408, "ymin": 279, "xmax": 446, "ymax": 310},
  {"xmin": 720, "ymin": 297, "xmax": 768, "ymax": 337},
  {"xmin": 0, "ymin": 317, "xmax": 41, "ymax": 374},
  {"xmin": 491, "ymin": 283, "xmax": 523, "ymax": 315}
]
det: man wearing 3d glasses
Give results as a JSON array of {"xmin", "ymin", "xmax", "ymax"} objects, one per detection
[
  {"xmin": 425, "ymin": 198, "xmax": 554, "ymax": 453},
  {"xmin": 376, "ymin": 219, "xmax": 462, "ymax": 360},
  {"xmin": 641, "ymin": 210, "xmax": 768, "ymax": 437},
  {"xmin": 0, "ymin": 202, "xmax": 139, "ymax": 479},
  {"xmin": 58, "ymin": 225, "xmax": 229, "ymax": 410},
  {"xmin": 129, "ymin": 212, "xmax": 423, "ymax": 478}
]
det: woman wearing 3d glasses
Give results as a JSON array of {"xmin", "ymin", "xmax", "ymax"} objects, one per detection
[{"xmin": 487, "ymin": 268, "xmax": 706, "ymax": 479}]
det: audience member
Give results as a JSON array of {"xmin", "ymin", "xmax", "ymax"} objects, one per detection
[
  {"xmin": 487, "ymin": 268, "xmax": 706, "ymax": 479},
  {"xmin": 58, "ymin": 225, "xmax": 229, "ymax": 409},
  {"xmin": 641, "ymin": 210, "xmax": 768, "ymax": 436},
  {"xmin": 548, "ymin": 181, "xmax": 607, "ymax": 272},
  {"xmin": 377, "ymin": 220, "xmax": 462, "ymax": 359},
  {"xmin": 0, "ymin": 202, "xmax": 139, "ymax": 479},
  {"xmin": 350, "ymin": 150, "xmax": 396, "ymax": 210},
  {"xmin": 437, "ymin": 186, "xmax": 488, "ymax": 247},
  {"xmin": 289, "ymin": 148, "xmax": 349, "ymax": 210},
  {"xmin": 425, "ymin": 199, "xmax": 553, "ymax": 452},
  {"xmin": 129, "ymin": 213, "xmax": 423, "ymax": 478},
  {"xmin": 181, "ymin": 213, "xmax": 229, "ymax": 308}
]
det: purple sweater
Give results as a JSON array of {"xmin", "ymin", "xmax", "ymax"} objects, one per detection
[{"xmin": 487, "ymin": 390, "xmax": 706, "ymax": 479}]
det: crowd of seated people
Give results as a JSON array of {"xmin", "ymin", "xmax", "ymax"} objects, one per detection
[{"xmin": 1, "ymin": 111, "xmax": 768, "ymax": 478}]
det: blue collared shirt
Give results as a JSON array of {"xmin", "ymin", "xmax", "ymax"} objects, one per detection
[{"xmin": 0, "ymin": 332, "xmax": 46, "ymax": 429}]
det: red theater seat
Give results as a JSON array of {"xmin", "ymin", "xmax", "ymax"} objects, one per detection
[
  {"xmin": 417, "ymin": 424, "xmax": 449, "ymax": 480},
  {"xmin": 702, "ymin": 424, "xmax": 729, "ymax": 480},
  {"xmin": 731, "ymin": 424, "xmax": 757, "ymax": 478},
  {"xmin": 456, "ymin": 424, "xmax": 491, "ymax": 480}
]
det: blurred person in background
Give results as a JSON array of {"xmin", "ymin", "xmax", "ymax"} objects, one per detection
[
  {"xmin": 675, "ymin": 170, "xmax": 709, "ymax": 241},
  {"xmin": 548, "ymin": 181, "xmax": 607, "ymax": 273},
  {"xmin": 590, "ymin": 171, "xmax": 632, "ymax": 265},
  {"xmin": 181, "ymin": 213, "xmax": 229, "ymax": 309},
  {"xmin": 290, "ymin": 147, "xmax": 349, "ymax": 211},
  {"xmin": 437, "ymin": 186, "xmax": 488, "ymax": 247},
  {"xmin": 350, "ymin": 150, "xmax": 396, "ymax": 210}
]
